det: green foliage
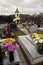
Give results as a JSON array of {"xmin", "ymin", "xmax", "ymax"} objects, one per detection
[
  {"xmin": 11, "ymin": 30, "xmax": 26, "ymax": 36},
  {"xmin": 36, "ymin": 42, "xmax": 41, "ymax": 47}
]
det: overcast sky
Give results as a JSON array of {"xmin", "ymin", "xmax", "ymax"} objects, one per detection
[{"xmin": 0, "ymin": 0, "xmax": 43, "ymax": 15}]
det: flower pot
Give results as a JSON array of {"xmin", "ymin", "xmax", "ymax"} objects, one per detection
[
  {"xmin": 37, "ymin": 46, "xmax": 43, "ymax": 54},
  {"xmin": 9, "ymin": 51, "xmax": 14, "ymax": 62}
]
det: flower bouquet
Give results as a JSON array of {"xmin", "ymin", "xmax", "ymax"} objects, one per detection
[
  {"xmin": 33, "ymin": 37, "xmax": 43, "ymax": 54},
  {"xmin": 31, "ymin": 33, "xmax": 38, "ymax": 38},
  {"xmin": 2, "ymin": 38, "xmax": 16, "ymax": 44},
  {"xmin": 31, "ymin": 33, "xmax": 43, "ymax": 39},
  {"xmin": 36, "ymin": 39, "xmax": 43, "ymax": 54},
  {"xmin": 2, "ymin": 38, "xmax": 19, "ymax": 60},
  {"xmin": 4, "ymin": 42, "xmax": 19, "ymax": 62},
  {"xmin": 2, "ymin": 38, "xmax": 19, "ymax": 56}
]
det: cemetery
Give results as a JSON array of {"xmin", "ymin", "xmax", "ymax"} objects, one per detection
[
  {"xmin": 18, "ymin": 25, "xmax": 43, "ymax": 65},
  {"xmin": 0, "ymin": 22, "xmax": 26, "ymax": 65},
  {"xmin": 0, "ymin": 3, "xmax": 43, "ymax": 65},
  {"xmin": 0, "ymin": 22, "xmax": 43, "ymax": 65},
  {"xmin": 18, "ymin": 33, "xmax": 43, "ymax": 65}
]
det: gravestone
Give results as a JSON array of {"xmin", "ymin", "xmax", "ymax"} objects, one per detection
[
  {"xmin": 10, "ymin": 23, "xmax": 18, "ymax": 31},
  {"xmin": 29, "ymin": 25, "xmax": 37, "ymax": 33}
]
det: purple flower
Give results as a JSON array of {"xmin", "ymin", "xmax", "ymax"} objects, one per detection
[
  {"xmin": 8, "ymin": 45, "xmax": 15, "ymax": 51},
  {"xmin": 4, "ymin": 42, "xmax": 19, "ymax": 51},
  {"xmin": 4, "ymin": 42, "xmax": 12, "ymax": 47},
  {"xmin": 15, "ymin": 43, "xmax": 19, "ymax": 49}
]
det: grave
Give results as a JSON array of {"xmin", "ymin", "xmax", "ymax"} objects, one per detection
[
  {"xmin": 10, "ymin": 23, "xmax": 18, "ymax": 31},
  {"xmin": 18, "ymin": 35, "xmax": 43, "ymax": 65},
  {"xmin": 2, "ymin": 23, "xmax": 17, "ymax": 38},
  {"xmin": 29, "ymin": 25, "xmax": 37, "ymax": 33}
]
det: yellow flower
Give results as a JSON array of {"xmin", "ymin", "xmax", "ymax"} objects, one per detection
[
  {"xmin": 38, "ymin": 34, "xmax": 43, "ymax": 38},
  {"xmin": 9, "ymin": 38, "xmax": 16, "ymax": 43},
  {"xmin": 2, "ymin": 38, "xmax": 16, "ymax": 44},
  {"xmin": 32, "ymin": 33, "xmax": 38, "ymax": 38},
  {"xmin": 38, "ymin": 34, "xmax": 41, "ymax": 38},
  {"xmin": 41, "ymin": 34, "xmax": 43, "ymax": 38}
]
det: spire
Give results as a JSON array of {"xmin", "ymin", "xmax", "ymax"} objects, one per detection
[{"xmin": 15, "ymin": 8, "xmax": 19, "ymax": 13}]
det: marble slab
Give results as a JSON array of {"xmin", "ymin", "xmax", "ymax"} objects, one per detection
[
  {"xmin": 25, "ymin": 35, "xmax": 37, "ymax": 47},
  {"xmin": 18, "ymin": 35, "xmax": 43, "ymax": 64}
]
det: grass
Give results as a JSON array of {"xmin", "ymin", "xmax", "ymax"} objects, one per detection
[
  {"xmin": 0, "ymin": 29, "xmax": 5, "ymax": 34},
  {"xmin": 0, "ymin": 29, "xmax": 5, "ymax": 38},
  {"xmin": 11, "ymin": 30, "xmax": 26, "ymax": 43},
  {"xmin": 0, "ymin": 29, "xmax": 26, "ymax": 38},
  {"xmin": 13, "ymin": 30, "xmax": 26, "ymax": 36}
]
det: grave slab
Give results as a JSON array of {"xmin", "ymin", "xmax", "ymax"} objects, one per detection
[{"xmin": 18, "ymin": 35, "xmax": 43, "ymax": 65}]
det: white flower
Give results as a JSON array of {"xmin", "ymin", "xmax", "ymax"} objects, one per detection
[
  {"xmin": 35, "ymin": 37, "xmax": 40, "ymax": 40},
  {"xmin": 34, "ymin": 41, "xmax": 38, "ymax": 44},
  {"xmin": 39, "ymin": 39, "xmax": 43, "ymax": 43}
]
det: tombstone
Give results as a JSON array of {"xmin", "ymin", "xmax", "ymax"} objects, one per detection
[
  {"xmin": 29, "ymin": 25, "xmax": 37, "ymax": 33},
  {"xmin": 10, "ymin": 23, "xmax": 18, "ymax": 31}
]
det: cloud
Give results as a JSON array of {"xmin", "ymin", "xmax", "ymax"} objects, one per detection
[{"xmin": 0, "ymin": 0, "xmax": 43, "ymax": 15}]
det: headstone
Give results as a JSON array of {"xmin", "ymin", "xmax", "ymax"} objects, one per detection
[
  {"xmin": 10, "ymin": 23, "xmax": 18, "ymax": 31},
  {"xmin": 10, "ymin": 23, "xmax": 16, "ymax": 29},
  {"xmin": 29, "ymin": 25, "xmax": 37, "ymax": 33}
]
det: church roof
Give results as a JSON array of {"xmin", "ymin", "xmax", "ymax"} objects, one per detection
[{"xmin": 15, "ymin": 8, "xmax": 19, "ymax": 13}]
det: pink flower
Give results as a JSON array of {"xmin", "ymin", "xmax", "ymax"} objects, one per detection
[
  {"xmin": 15, "ymin": 43, "xmax": 19, "ymax": 49},
  {"xmin": 4, "ymin": 42, "xmax": 12, "ymax": 47},
  {"xmin": 8, "ymin": 45, "xmax": 15, "ymax": 51},
  {"xmin": 4, "ymin": 42, "xmax": 19, "ymax": 51}
]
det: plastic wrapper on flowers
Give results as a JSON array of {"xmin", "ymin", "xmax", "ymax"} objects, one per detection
[{"xmin": 2, "ymin": 38, "xmax": 16, "ymax": 44}]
